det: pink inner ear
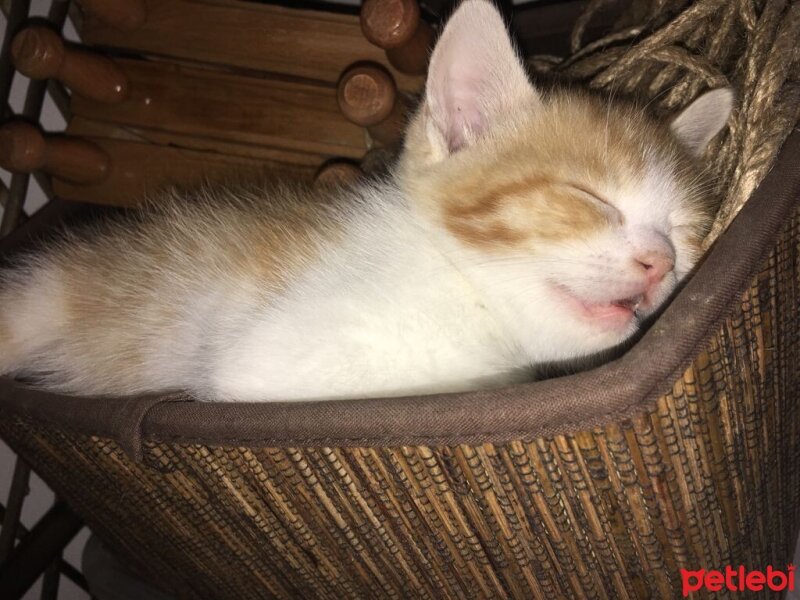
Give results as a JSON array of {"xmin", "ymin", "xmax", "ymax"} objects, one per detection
[
  {"xmin": 446, "ymin": 101, "xmax": 486, "ymax": 152},
  {"xmin": 441, "ymin": 77, "xmax": 488, "ymax": 152}
]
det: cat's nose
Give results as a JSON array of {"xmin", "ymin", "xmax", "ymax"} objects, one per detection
[{"xmin": 634, "ymin": 249, "xmax": 675, "ymax": 284}]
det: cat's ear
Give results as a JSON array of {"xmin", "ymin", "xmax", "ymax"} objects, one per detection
[
  {"xmin": 424, "ymin": 0, "xmax": 539, "ymax": 155},
  {"xmin": 670, "ymin": 88, "xmax": 734, "ymax": 156}
]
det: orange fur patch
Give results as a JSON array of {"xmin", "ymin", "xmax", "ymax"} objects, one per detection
[{"xmin": 443, "ymin": 175, "xmax": 611, "ymax": 249}]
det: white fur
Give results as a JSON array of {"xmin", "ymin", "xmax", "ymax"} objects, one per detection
[
  {"xmin": 206, "ymin": 187, "xmax": 526, "ymax": 401},
  {"xmin": 0, "ymin": 263, "xmax": 67, "ymax": 372}
]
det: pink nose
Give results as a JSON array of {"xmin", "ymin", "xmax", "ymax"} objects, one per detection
[{"xmin": 635, "ymin": 249, "xmax": 675, "ymax": 284}]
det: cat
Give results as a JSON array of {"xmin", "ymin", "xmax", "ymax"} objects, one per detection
[{"xmin": 0, "ymin": 0, "xmax": 732, "ymax": 402}]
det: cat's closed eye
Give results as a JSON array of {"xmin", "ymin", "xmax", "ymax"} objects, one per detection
[
  {"xmin": 564, "ymin": 183, "xmax": 613, "ymax": 208},
  {"xmin": 562, "ymin": 182, "xmax": 623, "ymax": 224}
]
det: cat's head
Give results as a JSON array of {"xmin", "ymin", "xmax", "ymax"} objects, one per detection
[{"xmin": 398, "ymin": 0, "xmax": 733, "ymax": 363}]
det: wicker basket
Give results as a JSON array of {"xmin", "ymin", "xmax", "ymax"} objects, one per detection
[{"xmin": 0, "ymin": 120, "xmax": 797, "ymax": 598}]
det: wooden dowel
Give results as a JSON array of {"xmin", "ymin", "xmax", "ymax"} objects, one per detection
[
  {"xmin": 337, "ymin": 63, "xmax": 407, "ymax": 146},
  {"xmin": 337, "ymin": 62, "xmax": 397, "ymax": 127},
  {"xmin": 11, "ymin": 26, "xmax": 128, "ymax": 104},
  {"xmin": 46, "ymin": 80, "xmax": 71, "ymax": 120},
  {"xmin": 367, "ymin": 94, "xmax": 408, "ymax": 146},
  {"xmin": 360, "ymin": 146, "xmax": 395, "ymax": 176},
  {"xmin": 385, "ymin": 21, "xmax": 434, "ymax": 75},
  {"xmin": 361, "ymin": 0, "xmax": 420, "ymax": 49},
  {"xmin": 314, "ymin": 159, "xmax": 363, "ymax": 188},
  {"xmin": 75, "ymin": 0, "xmax": 146, "ymax": 31},
  {"xmin": 0, "ymin": 122, "xmax": 110, "ymax": 185},
  {"xmin": 360, "ymin": 0, "xmax": 433, "ymax": 75}
]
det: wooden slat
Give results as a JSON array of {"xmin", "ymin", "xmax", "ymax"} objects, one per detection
[
  {"xmin": 80, "ymin": 0, "xmax": 424, "ymax": 91},
  {"xmin": 52, "ymin": 136, "xmax": 313, "ymax": 206},
  {"xmin": 70, "ymin": 58, "xmax": 368, "ymax": 159},
  {"xmin": 68, "ymin": 116, "xmax": 331, "ymax": 168}
]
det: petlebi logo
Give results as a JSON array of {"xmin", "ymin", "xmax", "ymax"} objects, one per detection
[{"xmin": 681, "ymin": 565, "xmax": 796, "ymax": 596}]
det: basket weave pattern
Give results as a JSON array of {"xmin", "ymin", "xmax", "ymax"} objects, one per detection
[{"xmin": 1, "ymin": 209, "xmax": 797, "ymax": 599}]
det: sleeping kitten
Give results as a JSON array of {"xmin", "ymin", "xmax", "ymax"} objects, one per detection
[{"xmin": 0, "ymin": 0, "xmax": 732, "ymax": 402}]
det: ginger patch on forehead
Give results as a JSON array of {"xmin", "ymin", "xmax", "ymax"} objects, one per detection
[{"xmin": 442, "ymin": 175, "xmax": 611, "ymax": 249}]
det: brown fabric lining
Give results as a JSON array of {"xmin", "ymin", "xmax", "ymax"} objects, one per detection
[
  {"xmin": 0, "ymin": 381, "xmax": 187, "ymax": 460},
  {"xmin": 0, "ymin": 129, "xmax": 798, "ymax": 452}
]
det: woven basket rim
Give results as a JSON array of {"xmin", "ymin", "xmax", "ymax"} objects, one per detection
[{"xmin": 1, "ymin": 130, "xmax": 798, "ymax": 454}]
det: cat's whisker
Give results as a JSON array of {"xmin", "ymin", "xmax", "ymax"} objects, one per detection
[{"xmin": 642, "ymin": 83, "xmax": 678, "ymax": 112}]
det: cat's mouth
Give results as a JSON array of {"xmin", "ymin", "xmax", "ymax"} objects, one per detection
[
  {"xmin": 550, "ymin": 283, "xmax": 644, "ymax": 328},
  {"xmin": 611, "ymin": 294, "xmax": 644, "ymax": 313}
]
